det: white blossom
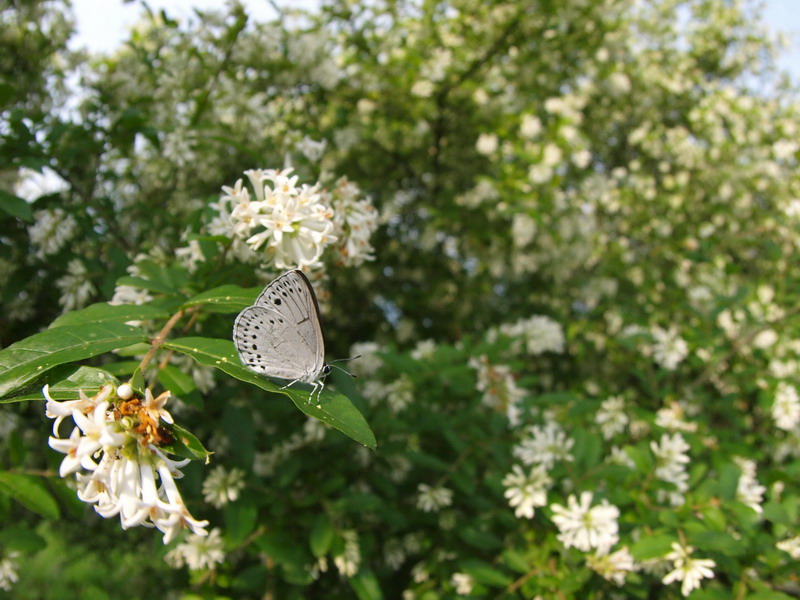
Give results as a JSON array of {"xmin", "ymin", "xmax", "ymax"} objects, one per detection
[
  {"xmin": 476, "ymin": 133, "xmax": 499, "ymax": 155},
  {"xmin": 44, "ymin": 384, "xmax": 208, "ymax": 544},
  {"xmin": 550, "ymin": 491, "xmax": 620, "ymax": 554},
  {"xmin": 502, "ymin": 464, "xmax": 551, "ymax": 519},
  {"xmin": 416, "ymin": 484, "xmax": 453, "ymax": 512},
  {"xmin": 651, "ymin": 326, "xmax": 689, "ymax": 370},
  {"xmin": 28, "ymin": 207, "xmax": 78, "ymax": 258},
  {"xmin": 513, "ymin": 422, "xmax": 574, "ymax": 469},
  {"xmin": 662, "ymin": 542, "xmax": 716, "ymax": 597},
  {"xmin": 297, "ymin": 136, "xmax": 327, "ymax": 162},
  {"xmin": 202, "ymin": 466, "xmax": 245, "ymax": 508},
  {"xmin": 55, "ymin": 259, "xmax": 95, "ymax": 312},
  {"xmin": 165, "ymin": 528, "xmax": 226, "ymax": 570},
  {"xmin": 451, "ymin": 572, "xmax": 474, "ymax": 595},
  {"xmin": 586, "ymin": 546, "xmax": 637, "ymax": 585},
  {"xmin": 734, "ymin": 457, "xmax": 765, "ymax": 514},
  {"xmin": 651, "ymin": 432, "xmax": 690, "ymax": 506},
  {"xmin": 0, "ymin": 551, "xmax": 19, "ymax": 591},
  {"xmin": 776, "ymin": 536, "xmax": 800, "ymax": 559},
  {"xmin": 596, "ymin": 395, "xmax": 628, "ymax": 440},
  {"xmin": 492, "ymin": 315, "xmax": 565, "ymax": 356},
  {"xmin": 218, "ymin": 168, "xmax": 337, "ymax": 269},
  {"xmin": 333, "ymin": 530, "xmax": 361, "ymax": 577},
  {"xmin": 772, "ymin": 382, "xmax": 800, "ymax": 431}
]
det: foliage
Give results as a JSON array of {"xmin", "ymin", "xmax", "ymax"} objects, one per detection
[{"xmin": 1, "ymin": 0, "xmax": 799, "ymax": 597}]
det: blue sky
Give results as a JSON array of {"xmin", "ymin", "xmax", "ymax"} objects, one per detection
[{"xmin": 70, "ymin": 0, "xmax": 800, "ymax": 79}]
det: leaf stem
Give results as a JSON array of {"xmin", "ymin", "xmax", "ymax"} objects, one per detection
[{"xmin": 138, "ymin": 307, "xmax": 197, "ymax": 377}]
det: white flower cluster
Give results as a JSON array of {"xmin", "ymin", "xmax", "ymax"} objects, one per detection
[
  {"xmin": 333, "ymin": 530, "xmax": 361, "ymax": 577},
  {"xmin": 416, "ymin": 483, "xmax": 453, "ymax": 513},
  {"xmin": 662, "ymin": 542, "xmax": 716, "ymax": 597},
  {"xmin": 324, "ymin": 176, "xmax": 379, "ymax": 266},
  {"xmin": 45, "ymin": 383, "xmax": 208, "ymax": 544},
  {"xmin": 772, "ymin": 381, "xmax": 800, "ymax": 430},
  {"xmin": 651, "ymin": 433, "xmax": 691, "ymax": 506},
  {"xmin": 165, "ymin": 528, "xmax": 226, "ymax": 571},
  {"xmin": 55, "ymin": 259, "xmax": 95, "ymax": 312},
  {"xmin": 734, "ymin": 457, "xmax": 765, "ymax": 514},
  {"xmin": 776, "ymin": 535, "xmax": 800, "ymax": 559},
  {"xmin": 513, "ymin": 422, "xmax": 575, "ymax": 470},
  {"xmin": 550, "ymin": 491, "xmax": 620, "ymax": 554},
  {"xmin": 27, "ymin": 207, "xmax": 78, "ymax": 258},
  {"xmin": 586, "ymin": 546, "xmax": 637, "ymax": 585},
  {"xmin": 201, "ymin": 466, "xmax": 246, "ymax": 508},
  {"xmin": 0, "ymin": 551, "xmax": 19, "ymax": 591},
  {"xmin": 502, "ymin": 464, "xmax": 551, "ymax": 519},
  {"xmin": 491, "ymin": 315, "xmax": 566, "ymax": 356},
  {"xmin": 212, "ymin": 168, "xmax": 378, "ymax": 270},
  {"xmin": 451, "ymin": 572, "xmax": 474, "ymax": 595},
  {"xmin": 651, "ymin": 326, "xmax": 689, "ymax": 370},
  {"xmin": 217, "ymin": 168, "xmax": 335, "ymax": 269},
  {"xmin": 595, "ymin": 395, "xmax": 629, "ymax": 440},
  {"xmin": 469, "ymin": 355, "xmax": 526, "ymax": 426}
]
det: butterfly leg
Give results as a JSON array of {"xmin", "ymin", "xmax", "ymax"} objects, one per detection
[
  {"xmin": 305, "ymin": 380, "xmax": 324, "ymax": 404},
  {"xmin": 279, "ymin": 378, "xmax": 301, "ymax": 390}
]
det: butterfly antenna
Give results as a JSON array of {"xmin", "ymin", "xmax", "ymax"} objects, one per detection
[{"xmin": 329, "ymin": 355, "xmax": 361, "ymax": 379}]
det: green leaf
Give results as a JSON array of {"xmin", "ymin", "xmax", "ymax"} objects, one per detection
[
  {"xmin": 157, "ymin": 364, "xmax": 201, "ymax": 409},
  {"xmin": 458, "ymin": 527, "xmax": 503, "ymax": 551},
  {"xmin": 162, "ymin": 337, "xmax": 377, "ymax": 449},
  {"xmin": 0, "ymin": 189, "xmax": 33, "ymax": 221},
  {"xmin": 50, "ymin": 302, "xmax": 170, "ymax": 328},
  {"xmin": 630, "ymin": 533, "xmax": 674, "ymax": 560},
  {"xmin": 0, "ymin": 526, "xmax": 46, "ymax": 553},
  {"xmin": 746, "ymin": 588, "xmax": 796, "ymax": 600},
  {"xmin": 160, "ymin": 423, "xmax": 211, "ymax": 461},
  {"xmin": 181, "ymin": 285, "xmax": 261, "ymax": 313},
  {"xmin": 461, "ymin": 559, "xmax": 513, "ymax": 587},
  {"xmin": 0, "ymin": 472, "xmax": 60, "ymax": 519},
  {"xmin": 115, "ymin": 275, "xmax": 179, "ymax": 295},
  {"xmin": 0, "ymin": 323, "xmax": 148, "ymax": 399},
  {"xmin": 224, "ymin": 502, "xmax": 258, "ymax": 547},
  {"xmin": 501, "ymin": 549, "xmax": 530, "ymax": 574},
  {"xmin": 350, "ymin": 569, "xmax": 383, "ymax": 600},
  {"xmin": 310, "ymin": 513, "xmax": 335, "ymax": 557},
  {"xmin": 2, "ymin": 365, "xmax": 118, "ymax": 403}
]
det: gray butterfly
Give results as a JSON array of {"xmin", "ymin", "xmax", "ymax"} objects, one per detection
[{"xmin": 233, "ymin": 270, "xmax": 332, "ymax": 399}]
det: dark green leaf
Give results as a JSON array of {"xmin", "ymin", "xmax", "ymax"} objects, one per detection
[
  {"xmin": 310, "ymin": 513, "xmax": 335, "ymax": 558},
  {"xmin": 630, "ymin": 533, "xmax": 674, "ymax": 560},
  {"xmin": 224, "ymin": 502, "xmax": 258, "ymax": 546},
  {"xmin": 0, "ymin": 323, "xmax": 148, "ymax": 399},
  {"xmin": 350, "ymin": 569, "xmax": 383, "ymax": 600},
  {"xmin": 0, "ymin": 190, "xmax": 33, "ymax": 221},
  {"xmin": 157, "ymin": 364, "xmax": 201, "ymax": 409},
  {"xmin": 2, "ymin": 365, "xmax": 118, "ymax": 403},
  {"xmin": 0, "ymin": 472, "xmax": 60, "ymax": 519},
  {"xmin": 461, "ymin": 559, "xmax": 513, "ymax": 587},
  {"xmin": 162, "ymin": 337, "xmax": 377, "ymax": 449},
  {"xmin": 161, "ymin": 423, "xmax": 211, "ymax": 461},
  {"xmin": 0, "ymin": 526, "xmax": 46, "ymax": 553},
  {"xmin": 115, "ymin": 275, "xmax": 179, "ymax": 295},
  {"xmin": 458, "ymin": 527, "xmax": 503, "ymax": 551},
  {"xmin": 50, "ymin": 302, "xmax": 170, "ymax": 328},
  {"xmin": 181, "ymin": 285, "xmax": 261, "ymax": 313}
]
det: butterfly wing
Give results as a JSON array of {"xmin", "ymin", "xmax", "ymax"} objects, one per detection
[{"xmin": 233, "ymin": 270, "xmax": 326, "ymax": 382}]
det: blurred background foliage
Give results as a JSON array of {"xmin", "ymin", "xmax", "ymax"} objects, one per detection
[{"xmin": 1, "ymin": 0, "xmax": 800, "ymax": 597}]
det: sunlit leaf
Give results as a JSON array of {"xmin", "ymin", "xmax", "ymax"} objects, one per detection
[
  {"xmin": 162, "ymin": 337, "xmax": 377, "ymax": 449},
  {"xmin": 0, "ymin": 323, "xmax": 148, "ymax": 399}
]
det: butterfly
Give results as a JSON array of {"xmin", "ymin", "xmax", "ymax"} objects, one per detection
[{"xmin": 233, "ymin": 270, "xmax": 332, "ymax": 400}]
